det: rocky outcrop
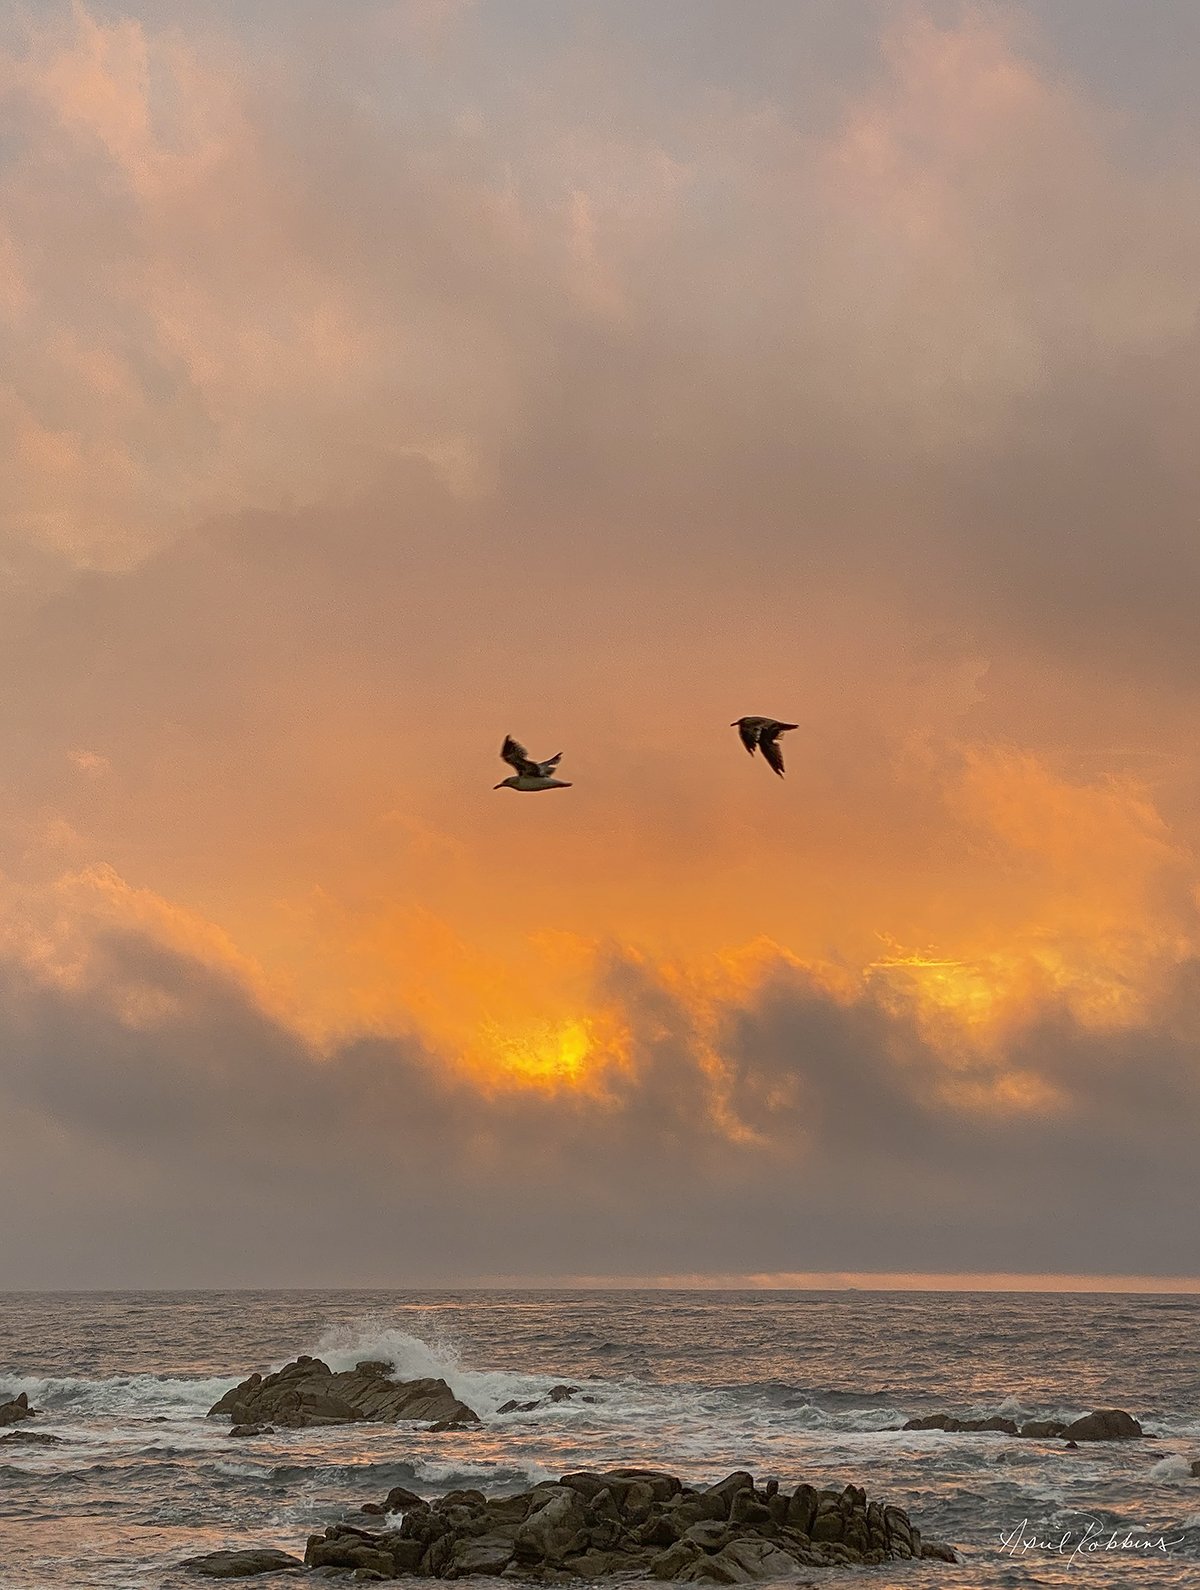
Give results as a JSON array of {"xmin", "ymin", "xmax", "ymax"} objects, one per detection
[
  {"xmin": 300, "ymin": 1469, "xmax": 955, "ymax": 1579},
  {"xmin": 497, "ymin": 1384, "xmax": 598, "ymax": 1415},
  {"xmin": 901, "ymin": 1407, "xmax": 1145, "ymax": 1442},
  {"xmin": 903, "ymin": 1414, "xmax": 1019, "ymax": 1435},
  {"xmin": 0, "ymin": 1429, "xmax": 62, "ymax": 1445},
  {"xmin": 207, "ymin": 1356, "xmax": 479, "ymax": 1430},
  {"xmin": 180, "ymin": 1547, "xmax": 303, "ymax": 1577},
  {"xmin": 0, "ymin": 1393, "xmax": 39, "ymax": 1427},
  {"xmin": 1059, "ymin": 1409, "xmax": 1143, "ymax": 1441}
]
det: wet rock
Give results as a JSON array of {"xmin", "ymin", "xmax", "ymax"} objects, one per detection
[
  {"xmin": 0, "ymin": 1393, "xmax": 38, "ymax": 1427},
  {"xmin": 384, "ymin": 1487, "xmax": 427, "ymax": 1513},
  {"xmin": 1019, "ymin": 1419, "xmax": 1067, "ymax": 1439},
  {"xmin": 682, "ymin": 1521, "xmax": 730, "ymax": 1553},
  {"xmin": 180, "ymin": 1547, "xmax": 303, "ymax": 1577},
  {"xmin": 227, "ymin": 1423, "xmax": 274, "ymax": 1438},
  {"xmin": 903, "ymin": 1413, "xmax": 1019, "ymax": 1435},
  {"xmin": 1190, "ymin": 1458, "xmax": 1200, "ymax": 1478},
  {"xmin": 209, "ymin": 1357, "xmax": 479, "ymax": 1430},
  {"xmin": 514, "ymin": 1489, "xmax": 589, "ymax": 1565},
  {"xmin": 451, "ymin": 1533, "xmax": 517, "ymax": 1575},
  {"xmin": 922, "ymin": 1540, "xmax": 959, "ymax": 1562},
  {"xmin": 1059, "ymin": 1409, "xmax": 1143, "ymax": 1441},
  {"xmin": 297, "ymin": 1468, "xmax": 946, "ymax": 1579},
  {"xmin": 0, "ymin": 1429, "xmax": 63, "ymax": 1445},
  {"xmin": 702, "ymin": 1473, "xmax": 754, "ymax": 1517},
  {"xmin": 710, "ymin": 1538, "xmax": 807, "ymax": 1581}
]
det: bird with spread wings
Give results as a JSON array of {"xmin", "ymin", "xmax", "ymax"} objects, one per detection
[
  {"xmin": 731, "ymin": 716, "xmax": 798, "ymax": 777},
  {"xmin": 494, "ymin": 736, "xmax": 572, "ymax": 791}
]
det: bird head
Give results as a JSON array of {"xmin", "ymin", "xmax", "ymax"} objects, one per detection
[{"xmin": 494, "ymin": 776, "xmax": 518, "ymax": 790}]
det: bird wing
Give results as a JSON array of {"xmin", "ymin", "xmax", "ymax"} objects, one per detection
[
  {"xmin": 737, "ymin": 720, "xmax": 761, "ymax": 756},
  {"xmin": 758, "ymin": 722, "xmax": 797, "ymax": 777},
  {"xmin": 501, "ymin": 736, "xmax": 538, "ymax": 776}
]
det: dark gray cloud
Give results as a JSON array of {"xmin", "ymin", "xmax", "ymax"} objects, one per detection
[{"xmin": 2, "ymin": 923, "xmax": 1196, "ymax": 1286}]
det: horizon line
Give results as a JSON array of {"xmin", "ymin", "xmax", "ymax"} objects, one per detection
[{"xmin": 3, "ymin": 1272, "xmax": 1199, "ymax": 1294}]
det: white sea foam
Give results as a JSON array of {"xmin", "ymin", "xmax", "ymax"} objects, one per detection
[
  {"xmin": 1150, "ymin": 1454, "xmax": 1195, "ymax": 1482},
  {"xmin": 0, "ymin": 1371, "xmax": 234, "ymax": 1418},
  {"xmin": 309, "ymin": 1320, "xmax": 579, "ymax": 1418}
]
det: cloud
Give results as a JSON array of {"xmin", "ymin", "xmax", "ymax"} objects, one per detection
[
  {"xmin": 0, "ymin": 875, "xmax": 1197, "ymax": 1285},
  {"xmin": 0, "ymin": 4, "xmax": 1198, "ymax": 1282}
]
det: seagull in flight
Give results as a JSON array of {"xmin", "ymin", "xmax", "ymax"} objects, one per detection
[
  {"xmin": 495, "ymin": 735, "xmax": 572, "ymax": 791},
  {"xmin": 732, "ymin": 716, "xmax": 797, "ymax": 777}
]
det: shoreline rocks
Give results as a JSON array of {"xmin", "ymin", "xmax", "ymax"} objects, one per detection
[
  {"xmin": 207, "ymin": 1356, "xmax": 480, "ymax": 1430},
  {"xmin": 901, "ymin": 1406, "xmax": 1146, "ymax": 1442},
  {"xmin": 298, "ymin": 1469, "xmax": 956, "ymax": 1579}
]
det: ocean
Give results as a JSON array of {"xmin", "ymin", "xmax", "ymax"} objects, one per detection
[{"xmin": 1, "ymin": 1290, "xmax": 1197, "ymax": 1588}]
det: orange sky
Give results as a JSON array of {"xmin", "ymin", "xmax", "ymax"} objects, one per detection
[{"xmin": 1, "ymin": 1, "xmax": 1199, "ymax": 1284}]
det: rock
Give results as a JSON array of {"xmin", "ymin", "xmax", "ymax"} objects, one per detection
[
  {"xmin": 451, "ymin": 1533, "xmax": 517, "ymax": 1575},
  {"xmin": 384, "ymin": 1486, "xmax": 427, "ymax": 1513},
  {"xmin": 786, "ymin": 1483, "xmax": 818, "ymax": 1536},
  {"xmin": 547, "ymin": 1385, "xmax": 579, "ymax": 1403},
  {"xmin": 227, "ymin": 1423, "xmax": 274, "ymax": 1438},
  {"xmin": 208, "ymin": 1357, "xmax": 480, "ymax": 1429},
  {"xmin": 903, "ymin": 1413, "xmax": 1019, "ymax": 1434},
  {"xmin": 514, "ymin": 1489, "xmax": 589, "ymax": 1565},
  {"xmin": 710, "ymin": 1538, "xmax": 808, "ymax": 1581},
  {"xmin": 0, "ymin": 1429, "xmax": 63, "ymax": 1445},
  {"xmin": 651, "ymin": 1540, "xmax": 704, "ymax": 1578},
  {"xmin": 498, "ymin": 1400, "xmax": 542, "ymax": 1414},
  {"xmin": 922, "ymin": 1540, "xmax": 959, "ymax": 1562},
  {"xmin": 180, "ymin": 1548, "xmax": 303, "ymax": 1577},
  {"xmin": 1019, "ymin": 1419, "xmax": 1067, "ymax": 1439},
  {"xmin": 702, "ymin": 1473, "xmax": 754, "ymax": 1516},
  {"xmin": 0, "ymin": 1393, "xmax": 38, "ymax": 1427},
  {"xmin": 1190, "ymin": 1459, "xmax": 1200, "ymax": 1478},
  {"xmin": 1059, "ymin": 1409, "xmax": 1143, "ymax": 1441},
  {"xmin": 683, "ymin": 1521, "xmax": 731, "ymax": 1553}
]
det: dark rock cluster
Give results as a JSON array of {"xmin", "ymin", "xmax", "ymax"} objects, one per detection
[
  {"xmin": 497, "ymin": 1385, "xmax": 597, "ymax": 1415},
  {"xmin": 302, "ymin": 1469, "xmax": 956, "ymax": 1580},
  {"xmin": 207, "ymin": 1357, "xmax": 480, "ymax": 1431},
  {"xmin": 0, "ymin": 1392, "xmax": 39, "ymax": 1428},
  {"xmin": 901, "ymin": 1406, "xmax": 1145, "ymax": 1441}
]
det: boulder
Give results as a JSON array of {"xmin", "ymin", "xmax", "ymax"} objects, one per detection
[
  {"xmin": 384, "ymin": 1486, "xmax": 427, "ymax": 1513},
  {"xmin": 451, "ymin": 1533, "xmax": 517, "ymax": 1575},
  {"xmin": 208, "ymin": 1357, "xmax": 479, "ymax": 1429},
  {"xmin": 0, "ymin": 1393, "xmax": 38, "ymax": 1427},
  {"xmin": 0, "ymin": 1429, "xmax": 63, "ymax": 1445},
  {"xmin": 227, "ymin": 1424, "xmax": 274, "ymax": 1438},
  {"xmin": 1019, "ymin": 1420, "xmax": 1067, "ymax": 1439},
  {"xmin": 513, "ymin": 1488, "xmax": 589, "ymax": 1564},
  {"xmin": 1190, "ymin": 1458, "xmax": 1200, "ymax": 1478},
  {"xmin": 708, "ymin": 1538, "xmax": 806, "ymax": 1581},
  {"xmin": 1059, "ymin": 1409, "xmax": 1143, "ymax": 1441},
  {"xmin": 180, "ymin": 1548, "xmax": 303, "ymax": 1577}
]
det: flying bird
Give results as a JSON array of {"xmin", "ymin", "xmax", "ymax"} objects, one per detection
[
  {"xmin": 731, "ymin": 716, "xmax": 797, "ymax": 777},
  {"xmin": 495, "ymin": 735, "xmax": 572, "ymax": 791}
]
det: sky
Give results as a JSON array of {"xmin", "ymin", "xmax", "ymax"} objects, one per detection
[{"xmin": 1, "ymin": 0, "xmax": 1199, "ymax": 1288}]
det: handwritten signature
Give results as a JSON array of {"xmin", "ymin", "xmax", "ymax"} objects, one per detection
[{"xmin": 999, "ymin": 1517, "xmax": 1186, "ymax": 1567}]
